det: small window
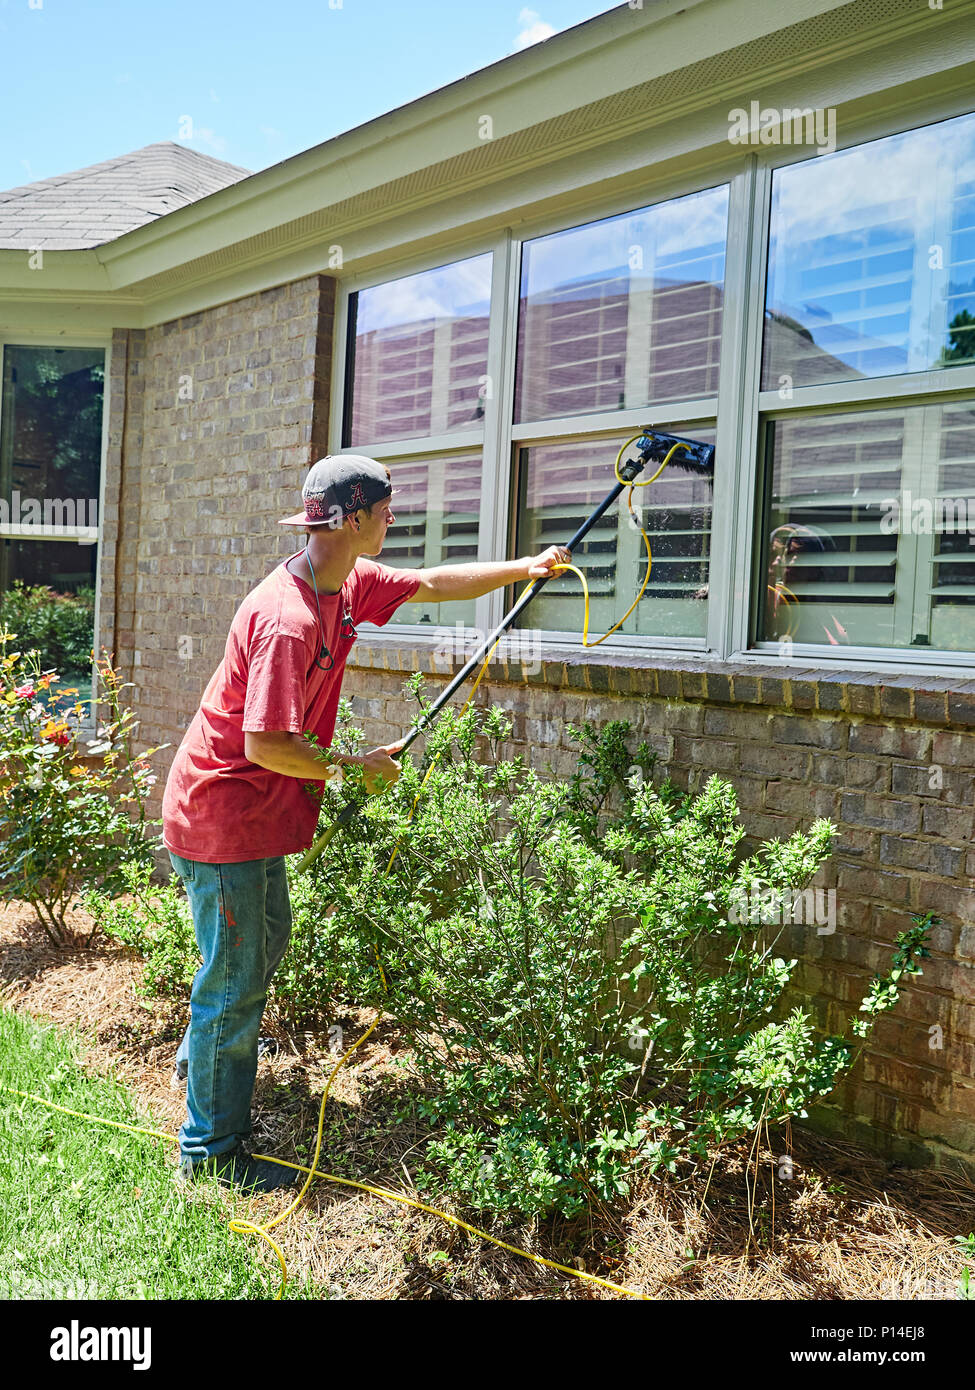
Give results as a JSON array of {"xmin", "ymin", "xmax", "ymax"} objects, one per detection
[
  {"xmin": 515, "ymin": 426, "xmax": 715, "ymax": 641},
  {"xmin": 0, "ymin": 345, "xmax": 104, "ymax": 708},
  {"xmin": 515, "ymin": 185, "xmax": 729, "ymax": 424},
  {"xmin": 763, "ymin": 110, "xmax": 975, "ymax": 388},
  {"xmin": 371, "ymin": 450, "xmax": 482, "ymax": 631},
  {"xmin": 757, "ymin": 399, "xmax": 975, "ymax": 653}
]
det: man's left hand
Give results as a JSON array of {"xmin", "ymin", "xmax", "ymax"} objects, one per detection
[{"xmin": 523, "ymin": 545, "xmax": 572, "ymax": 579}]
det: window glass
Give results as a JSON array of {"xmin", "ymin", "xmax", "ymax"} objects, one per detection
[
  {"xmin": 757, "ymin": 399, "xmax": 975, "ymax": 653},
  {"xmin": 0, "ymin": 345, "xmax": 104, "ymax": 703},
  {"xmin": 515, "ymin": 186, "xmax": 728, "ymax": 423},
  {"xmin": 515, "ymin": 425, "xmax": 715, "ymax": 640},
  {"xmin": 347, "ymin": 255, "xmax": 493, "ymax": 445},
  {"xmin": 373, "ymin": 450, "xmax": 481, "ymax": 630},
  {"xmin": 763, "ymin": 111, "xmax": 975, "ymax": 389}
]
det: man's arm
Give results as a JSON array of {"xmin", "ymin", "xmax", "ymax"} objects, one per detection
[
  {"xmin": 243, "ymin": 731, "xmax": 402, "ymax": 794},
  {"xmin": 412, "ymin": 546, "xmax": 570, "ymax": 604}
]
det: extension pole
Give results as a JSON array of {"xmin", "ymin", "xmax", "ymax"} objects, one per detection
[
  {"xmin": 297, "ymin": 428, "xmax": 711, "ymax": 869},
  {"xmin": 397, "ymin": 466, "xmax": 637, "ymax": 757}
]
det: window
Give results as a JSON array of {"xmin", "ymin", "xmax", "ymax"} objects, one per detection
[
  {"xmin": 758, "ymin": 110, "xmax": 975, "ymax": 660},
  {"xmin": 345, "ymin": 255, "xmax": 492, "ymax": 446},
  {"xmin": 511, "ymin": 185, "xmax": 727, "ymax": 643},
  {"xmin": 338, "ymin": 111, "xmax": 975, "ymax": 671},
  {"xmin": 758, "ymin": 401, "xmax": 975, "ymax": 653},
  {"xmin": 0, "ymin": 345, "xmax": 105, "ymax": 705},
  {"xmin": 515, "ymin": 424, "xmax": 716, "ymax": 640},
  {"xmin": 381, "ymin": 450, "xmax": 481, "ymax": 629},
  {"xmin": 343, "ymin": 254, "xmax": 493, "ymax": 630},
  {"xmin": 516, "ymin": 186, "xmax": 728, "ymax": 422},
  {"xmin": 763, "ymin": 110, "xmax": 975, "ymax": 388}
]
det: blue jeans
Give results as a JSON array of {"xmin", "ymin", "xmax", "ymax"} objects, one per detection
[{"xmin": 168, "ymin": 852, "xmax": 292, "ymax": 1161}]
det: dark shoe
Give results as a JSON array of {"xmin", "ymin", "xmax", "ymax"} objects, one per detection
[
  {"xmin": 172, "ymin": 1035, "xmax": 280, "ymax": 1087},
  {"xmin": 177, "ymin": 1141, "xmax": 299, "ymax": 1194}
]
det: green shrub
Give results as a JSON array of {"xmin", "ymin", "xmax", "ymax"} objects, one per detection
[
  {"xmin": 0, "ymin": 634, "xmax": 165, "ymax": 943},
  {"xmin": 84, "ymin": 860, "xmax": 200, "ymax": 998},
  {"xmin": 80, "ymin": 683, "xmax": 932, "ymax": 1221},
  {"xmin": 291, "ymin": 688, "xmax": 932, "ymax": 1220},
  {"xmin": 0, "ymin": 582, "xmax": 95, "ymax": 679}
]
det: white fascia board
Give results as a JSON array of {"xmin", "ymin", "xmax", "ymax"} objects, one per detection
[
  {"xmin": 139, "ymin": 39, "xmax": 975, "ymax": 327},
  {"xmin": 0, "ymin": 298, "xmax": 142, "ymax": 336},
  {"xmin": 0, "ymin": 248, "xmax": 112, "ymax": 293}
]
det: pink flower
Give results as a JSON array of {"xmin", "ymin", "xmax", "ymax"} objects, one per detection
[{"xmin": 14, "ymin": 683, "xmax": 34, "ymax": 700}]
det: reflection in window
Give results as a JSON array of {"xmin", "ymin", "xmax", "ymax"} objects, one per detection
[
  {"xmin": 346, "ymin": 256, "xmax": 493, "ymax": 445},
  {"xmin": 758, "ymin": 400, "xmax": 975, "ymax": 653},
  {"xmin": 763, "ymin": 110, "xmax": 975, "ymax": 389},
  {"xmin": 374, "ymin": 450, "xmax": 482, "ymax": 629},
  {"xmin": 516, "ymin": 427, "xmax": 715, "ymax": 640},
  {"xmin": 0, "ymin": 345, "xmax": 104, "ymax": 702},
  {"xmin": 515, "ymin": 186, "xmax": 728, "ymax": 423}
]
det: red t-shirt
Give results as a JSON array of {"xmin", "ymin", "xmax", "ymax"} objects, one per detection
[{"xmin": 162, "ymin": 552, "xmax": 421, "ymax": 863}]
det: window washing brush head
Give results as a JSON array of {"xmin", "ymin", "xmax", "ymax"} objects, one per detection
[{"xmin": 625, "ymin": 428, "xmax": 715, "ymax": 480}]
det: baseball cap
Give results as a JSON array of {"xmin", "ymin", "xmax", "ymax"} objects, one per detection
[{"xmin": 278, "ymin": 455, "xmax": 393, "ymax": 528}]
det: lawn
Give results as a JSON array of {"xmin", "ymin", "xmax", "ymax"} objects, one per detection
[{"xmin": 0, "ymin": 1002, "xmax": 321, "ymax": 1300}]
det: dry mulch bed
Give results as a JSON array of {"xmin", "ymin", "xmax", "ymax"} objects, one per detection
[{"xmin": 1, "ymin": 901, "xmax": 972, "ymax": 1301}]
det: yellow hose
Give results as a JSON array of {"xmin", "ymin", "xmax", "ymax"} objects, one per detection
[{"xmin": 0, "ymin": 1082, "xmax": 646, "ymax": 1300}]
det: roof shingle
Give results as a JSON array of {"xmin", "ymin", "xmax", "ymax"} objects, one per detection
[{"xmin": 0, "ymin": 142, "xmax": 253, "ymax": 250}]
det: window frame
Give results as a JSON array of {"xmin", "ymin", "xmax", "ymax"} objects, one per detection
[
  {"xmin": 0, "ymin": 332, "xmax": 111, "ymax": 727},
  {"xmin": 746, "ymin": 104, "xmax": 975, "ymax": 674},
  {"xmin": 329, "ymin": 232, "xmax": 507, "ymax": 642},
  {"xmin": 332, "ymin": 95, "xmax": 975, "ymax": 678}
]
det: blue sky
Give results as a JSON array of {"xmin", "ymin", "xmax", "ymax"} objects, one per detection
[{"xmin": 0, "ymin": 0, "xmax": 617, "ymax": 191}]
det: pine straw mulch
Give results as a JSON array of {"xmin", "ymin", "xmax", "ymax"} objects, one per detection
[{"xmin": 1, "ymin": 900, "xmax": 972, "ymax": 1302}]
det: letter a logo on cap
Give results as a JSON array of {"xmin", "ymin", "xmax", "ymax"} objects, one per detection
[{"xmin": 347, "ymin": 482, "xmax": 366, "ymax": 509}]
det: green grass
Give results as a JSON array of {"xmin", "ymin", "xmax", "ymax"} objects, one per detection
[{"xmin": 0, "ymin": 1006, "xmax": 318, "ymax": 1300}]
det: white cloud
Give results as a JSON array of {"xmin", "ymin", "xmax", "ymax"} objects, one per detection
[
  {"xmin": 356, "ymin": 254, "xmax": 493, "ymax": 334},
  {"xmin": 514, "ymin": 8, "xmax": 555, "ymax": 51}
]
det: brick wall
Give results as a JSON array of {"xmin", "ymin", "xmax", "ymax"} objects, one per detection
[
  {"xmin": 102, "ymin": 274, "xmax": 335, "ymax": 797},
  {"xmin": 341, "ymin": 641, "xmax": 975, "ymax": 1175}
]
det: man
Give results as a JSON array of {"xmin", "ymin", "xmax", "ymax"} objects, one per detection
[{"xmin": 161, "ymin": 454, "xmax": 569, "ymax": 1192}]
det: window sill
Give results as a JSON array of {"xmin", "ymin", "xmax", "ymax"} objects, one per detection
[{"xmin": 348, "ymin": 635, "xmax": 975, "ymax": 726}]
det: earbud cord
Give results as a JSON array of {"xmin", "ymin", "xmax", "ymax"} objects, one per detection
[{"xmin": 305, "ymin": 544, "xmax": 326, "ymax": 654}]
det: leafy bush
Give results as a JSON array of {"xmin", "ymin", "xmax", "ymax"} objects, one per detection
[
  {"xmin": 83, "ymin": 860, "xmax": 200, "ymax": 998},
  {"xmin": 81, "ymin": 684, "xmax": 933, "ymax": 1221},
  {"xmin": 291, "ymin": 687, "xmax": 932, "ymax": 1219},
  {"xmin": 0, "ymin": 582, "xmax": 95, "ymax": 678},
  {"xmin": 0, "ymin": 631, "xmax": 165, "ymax": 943}
]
